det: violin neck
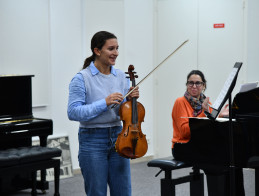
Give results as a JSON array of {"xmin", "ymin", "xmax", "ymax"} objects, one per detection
[
  {"xmin": 132, "ymin": 97, "xmax": 138, "ymax": 124},
  {"xmin": 131, "ymin": 79, "xmax": 138, "ymax": 124}
]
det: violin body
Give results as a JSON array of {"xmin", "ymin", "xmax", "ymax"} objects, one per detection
[
  {"xmin": 116, "ymin": 100, "xmax": 148, "ymax": 159},
  {"xmin": 115, "ymin": 65, "xmax": 148, "ymax": 159}
]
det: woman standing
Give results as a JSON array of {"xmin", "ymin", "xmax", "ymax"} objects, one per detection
[{"xmin": 68, "ymin": 31, "xmax": 138, "ymax": 196}]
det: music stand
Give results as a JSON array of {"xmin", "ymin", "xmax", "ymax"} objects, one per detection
[{"xmin": 205, "ymin": 62, "xmax": 242, "ymax": 196}]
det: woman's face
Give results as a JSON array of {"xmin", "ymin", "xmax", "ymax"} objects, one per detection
[
  {"xmin": 97, "ymin": 38, "xmax": 119, "ymax": 66},
  {"xmin": 186, "ymin": 74, "xmax": 204, "ymax": 98}
]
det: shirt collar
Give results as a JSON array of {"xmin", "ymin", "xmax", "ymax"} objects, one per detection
[{"xmin": 89, "ymin": 61, "xmax": 117, "ymax": 76}]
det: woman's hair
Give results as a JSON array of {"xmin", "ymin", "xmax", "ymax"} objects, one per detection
[
  {"xmin": 186, "ymin": 70, "xmax": 207, "ymax": 90},
  {"xmin": 82, "ymin": 31, "xmax": 117, "ymax": 69}
]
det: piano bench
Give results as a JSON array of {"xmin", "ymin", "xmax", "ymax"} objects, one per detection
[
  {"xmin": 147, "ymin": 158, "xmax": 204, "ymax": 196},
  {"xmin": 0, "ymin": 146, "xmax": 62, "ymax": 196}
]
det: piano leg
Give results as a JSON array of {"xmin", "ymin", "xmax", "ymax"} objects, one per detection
[
  {"xmin": 205, "ymin": 168, "xmax": 244, "ymax": 196},
  {"xmin": 206, "ymin": 172, "xmax": 229, "ymax": 196},
  {"xmin": 39, "ymin": 135, "xmax": 48, "ymax": 192},
  {"xmin": 256, "ymin": 168, "xmax": 259, "ymax": 196},
  {"xmin": 235, "ymin": 168, "xmax": 245, "ymax": 196},
  {"xmin": 54, "ymin": 160, "xmax": 60, "ymax": 196}
]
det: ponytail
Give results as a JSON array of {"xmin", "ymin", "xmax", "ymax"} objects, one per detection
[{"xmin": 82, "ymin": 54, "xmax": 95, "ymax": 69}]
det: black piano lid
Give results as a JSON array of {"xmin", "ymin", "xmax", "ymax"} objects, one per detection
[
  {"xmin": 232, "ymin": 86, "xmax": 259, "ymax": 118},
  {"xmin": 0, "ymin": 75, "xmax": 34, "ymax": 120}
]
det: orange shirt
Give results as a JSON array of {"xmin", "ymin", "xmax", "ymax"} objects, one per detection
[{"xmin": 171, "ymin": 96, "xmax": 211, "ymax": 148}]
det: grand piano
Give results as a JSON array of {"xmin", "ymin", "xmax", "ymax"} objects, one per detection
[
  {"xmin": 174, "ymin": 87, "xmax": 259, "ymax": 195},
  {"xmin": 0, "ymin": 75, "xmax": 53, "ymax": 192}
]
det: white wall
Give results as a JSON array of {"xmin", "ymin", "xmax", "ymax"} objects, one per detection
[
  {"xmin": 49, "ymin": 0, "xmax": 83, "ymax": 171},
  {"xmin": 1, "ymin": 0, "xmax": 259, "ymax": 170},
  {"xmin": 247, "ymin": 0, "xmax": 259, "ymax": 82},
  {"xmin": 0, "ymin": 0, "xmax": 51, "ymax": 108},
  {"xmin": 155, "ymin": 0, "xmax": 199, "ymax": 157},
  {"xmin": 198, "ymin": 0, "xmax": 246, "ymax": 101}
]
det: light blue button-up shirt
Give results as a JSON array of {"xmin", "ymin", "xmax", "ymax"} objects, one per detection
[{"xmin": 67, "ymin": 62, "xmax": 130, "ymax": 128}]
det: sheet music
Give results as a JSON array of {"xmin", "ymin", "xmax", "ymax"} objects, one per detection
[
  {"xmin": 239, "ymin": 81, "xmax": 258, "ymax": 93},
  {"xmin": 181, "ymin": 117, "xmax": 208, "ymax": 119},
  {"xmin": 181, "ymin": 116, "xmax": 234, "ymax": 122},
  {"xmin": 212, "ymin": 67, "xmax": 238, "ymax": 110}
]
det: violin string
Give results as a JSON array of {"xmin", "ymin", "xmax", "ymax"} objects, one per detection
[{"xmin": 111, "ymin": 39, "xmax": 189, "ymax": 109}]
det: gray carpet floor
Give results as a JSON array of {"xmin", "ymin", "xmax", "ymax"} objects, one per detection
[{"xmin": 7, "ymin": 160, "xmax": 256, "ymax": 196}]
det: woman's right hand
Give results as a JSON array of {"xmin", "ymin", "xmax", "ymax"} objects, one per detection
[
  {"xmin": 219, "ymin": 104, "xmax": 229, "ymax": 117},
  {"xmin": 105, "ymin": 92, "xmax": 123, "ymax": 106}
]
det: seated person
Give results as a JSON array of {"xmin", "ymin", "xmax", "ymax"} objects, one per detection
[{"xmin": 171, "ymin": 70, "xmax": 244, "ymax": 196}]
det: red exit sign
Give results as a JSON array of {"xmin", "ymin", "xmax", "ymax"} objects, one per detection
[{"xmin": 214, "ymin": 23, "xmax": 225, "ymax": 28}]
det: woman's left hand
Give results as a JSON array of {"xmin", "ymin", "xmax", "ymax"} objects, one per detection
[
  {"xmin": 127, "ymin": 86, "xmax": 139, "ymax": 100},
  {"xmin": 202, "ymin": 97, "xmax": 210, "ymax": 112}
]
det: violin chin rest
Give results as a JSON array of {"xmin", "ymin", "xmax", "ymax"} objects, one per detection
[{"xmin": 116, "ymin": 146, "xmax": 147, "ymax": 159}]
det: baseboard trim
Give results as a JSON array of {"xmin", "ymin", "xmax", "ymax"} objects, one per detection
[
  {"xmin": 73, "ymin": 168, "xmax": 81, "ymax": 175},
  {"xmin": 130, "ymin": 155, "xmax": 154, "ymax": 164}
]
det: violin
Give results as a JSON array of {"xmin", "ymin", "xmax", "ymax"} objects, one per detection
[
  {"xmin": 113, "ymin": 40, "xmax": 189, "ymax": 159},
  {"xmin": 115, "ymin": 65, "xmax": 148, "ymax": 159}
]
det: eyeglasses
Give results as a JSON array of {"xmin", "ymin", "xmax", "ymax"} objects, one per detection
[{"xmin": 187, "ymin": 81, "xmax": 204, "ymax": 87}]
